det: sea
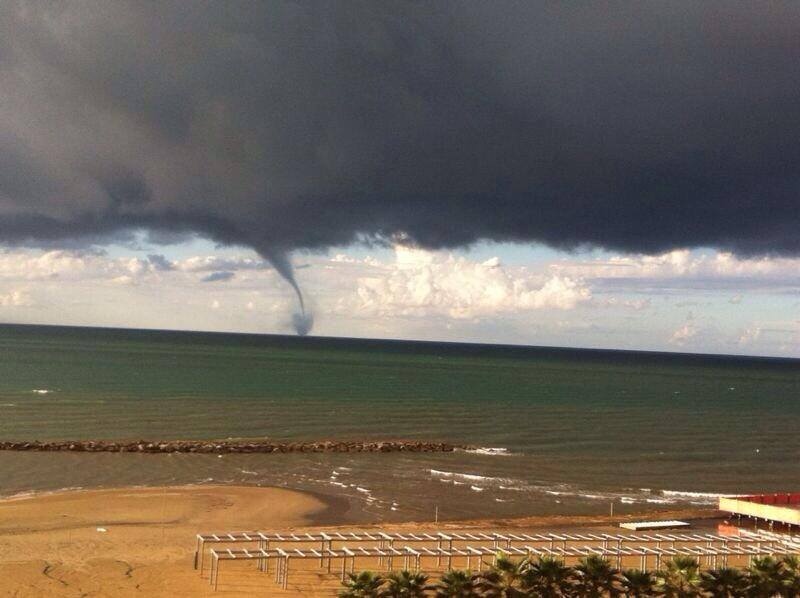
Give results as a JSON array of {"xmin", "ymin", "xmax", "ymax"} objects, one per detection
[{"xmin": 0, "ymin": 323, "xmax": 798, "ymax": 523}]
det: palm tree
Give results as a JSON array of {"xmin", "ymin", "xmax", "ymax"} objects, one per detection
[
  {"xmin": 783, "ymin": 555, "xmax": 800, "ymax": 598},
  {"xmin": 520, "ymin": 556, "xmax": 574, "ymax": 597},
  {"xmin": 475, "ymin": 555, "xmax": 529, "ymax": 597},
  {"xmin": 655, "ymin": 556, "xmax": 701, "ymax": 597},
  {"xmin": 435, "ymin": 569, "xmax": 480, "ymax": 597},
  {"xmin": 783, "ymin": 555, "xmax": 800, "ymax": 574},
  {"xmin": 572, "ymin": 555, "xmax": 620, "ymax": 597},
  {"xmin": 619, "ymin": 569, "xmax": 657, "ymax": 597},
  {"xmin": 698, "ymin": 567, "xmax": 749, "ymax": 597},
  {"xmin": 473, "ymin": 568, "xmax": 505, "ymax": 598},
  {"xmin": 381, "ymin": 570, "xmax": 431, "ymax": 598},
  {"xmin": 747, "ymin": 556, "xmax": 787, "ymax": 598},
  {"xmin": 339, "ymin": 570, "xmax": 386, "ymax": 598},
  {"xmin": 783, "ymin": 555, "xmax": 800, "ymax": 575}
]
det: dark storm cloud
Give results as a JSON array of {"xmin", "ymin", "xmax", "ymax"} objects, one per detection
[
  {"xmin": 147, "ymin": 254, "xmax": 174, "ymax": 271},
  {"xmin": 1, "ymin": 1, "xmax": 799, "ymax": 260}
]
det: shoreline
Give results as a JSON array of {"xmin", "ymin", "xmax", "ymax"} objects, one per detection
[
  {"xmin": 0, "ymin": 482, "xmax": 721, "ymax": 528},
  {"xmin": 0, "ymin": 483, "xmax": 724, "ymax": 536},
  {"xmin": 0, "ymin": 449, "xmax": 733, "ymax": 525}
]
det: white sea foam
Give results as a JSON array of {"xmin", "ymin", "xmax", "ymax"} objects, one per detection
[
  {"xmin": 429, "ymin": 469, "xmax": 513, "ymax": 484},
  {"xmin": 356, "ymin": 487, "xmax": 370, "ymax": 493},
  {"xmin": 0, "ymin": 403, "xmax": 15, "ymax": 407},
  {"xmin": 31, "ymin": 389, "xmax": 52, "ymax": 395},
  {"xmin": 1, "ymin": 486, "xmax": 84, "ymax": 501},
  {"xmin": 660, "ymin": 489, "xmax": 737, "ymax": 504},
  {"xmin": 430, "ymin": 469, "xmax": 488, "ymax": 481},
  {"xmin": 543, "ymin": 488, "xmax": 616, "ymax": 501},
  {"xmin": 465, "ymin": 447, "xmax": 514, "ymax": 456},
  {"xmin": 470, "ymin": 486, "xmax": 484, "ymax": 492},
  {"xmin": 662, "ymin": 490, "xmax": 738, "ymax": 499},
  {"xmin": 239, "ymin": 469, "xmax": 258, "ymax": 476}
]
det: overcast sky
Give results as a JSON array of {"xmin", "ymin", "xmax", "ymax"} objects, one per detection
[{"xmin": 0, "ymin": 3, "xmax": 798, "ymax": 356}]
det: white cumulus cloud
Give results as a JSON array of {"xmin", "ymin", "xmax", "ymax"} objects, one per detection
[
  {"xmin": 347, "ymin": 246, "xmax": 591, "ymax": 319},
  {"xmin": 738, "ymin": 326, "xmax": 762, "ymax": 346},
  {"xmin": 0, "ymin": 289, "xmax": 32, "ymax": 307},
  {"xmin": 669, "ymin": 322, "xmax": 699, "ymax": 346},
  {"xmin": 552, "ymin": 249, "xmax": 800, "ymax": 281}
]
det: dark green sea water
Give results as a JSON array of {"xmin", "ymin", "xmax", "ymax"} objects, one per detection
[{"xmin": 0, "ymin": 324, "xmax": 798, "ymax": 522}]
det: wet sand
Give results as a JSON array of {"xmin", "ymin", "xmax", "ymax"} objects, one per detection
[{"xmin": 0, "ymin": 485, "xmax": 719, "ymax": 597}]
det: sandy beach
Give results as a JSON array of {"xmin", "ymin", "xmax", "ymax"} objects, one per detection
[
  {"xmin": 0, "ymin": 485, "xmax": 334, "ymax": 597},
  {"xmin": 0, "ymin": 485, "xmax": 720, "ymax": 597}
]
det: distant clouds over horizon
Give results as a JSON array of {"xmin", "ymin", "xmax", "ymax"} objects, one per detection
[{"xmin": 0, "ymin": 242, "xmax": 796, "ymax": 358}]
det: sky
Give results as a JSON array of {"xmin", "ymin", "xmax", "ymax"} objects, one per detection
[
  {"xmin": 0, "ymin": 3, "xmax": 798, "ymax": 357},
  {"xmin": 1, "ymin": 238, "xmax": 797, "ymax": 358}
]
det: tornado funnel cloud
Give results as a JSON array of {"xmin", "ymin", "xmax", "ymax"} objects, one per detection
[
  {"xmin": 260, "ymin": 248, "xmax": 313, "ymax": 336},
  {"xmin": 292, "ymin": 310, "xmax": 314, "ymax": 337}
]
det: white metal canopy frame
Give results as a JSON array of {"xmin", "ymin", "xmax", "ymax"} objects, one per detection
[
  {"xmin": 194, "ymin": 529, "xmax": 783, "ymax": 570},
  {"xmin": 193, "ymin": 528, "xmax": 799, "ymax": 592}
]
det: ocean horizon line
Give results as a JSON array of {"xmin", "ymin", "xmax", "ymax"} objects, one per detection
[{"xmin": 0, "ymin": 321, "xmax": 796, "ymax": 364}]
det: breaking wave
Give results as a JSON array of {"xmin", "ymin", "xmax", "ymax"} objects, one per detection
[
  {"xmin": 660, "ymin": 490, "xmax": 737, "ymax": 504},
  {"xmin": 464, "ymin": 447, "xmax": 515, "ymax": 456},
  {"xmin": 429, "ymin": 469, "xmax": 517, "ymax": 485}
]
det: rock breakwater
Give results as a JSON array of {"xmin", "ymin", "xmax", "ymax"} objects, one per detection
[{"xmin": 0, "ymin": 439, "xmax": 473, "ymax": 454}]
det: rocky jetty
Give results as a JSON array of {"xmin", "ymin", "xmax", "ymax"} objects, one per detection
[{"xmin": 0, "ymin": 439, "xmax": 473, "ymax": 454}]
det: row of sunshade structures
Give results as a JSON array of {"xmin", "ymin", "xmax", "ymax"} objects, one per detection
[{"xmin": 193, "ymin": 529, "xmax": 799, "ymax": 591}]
